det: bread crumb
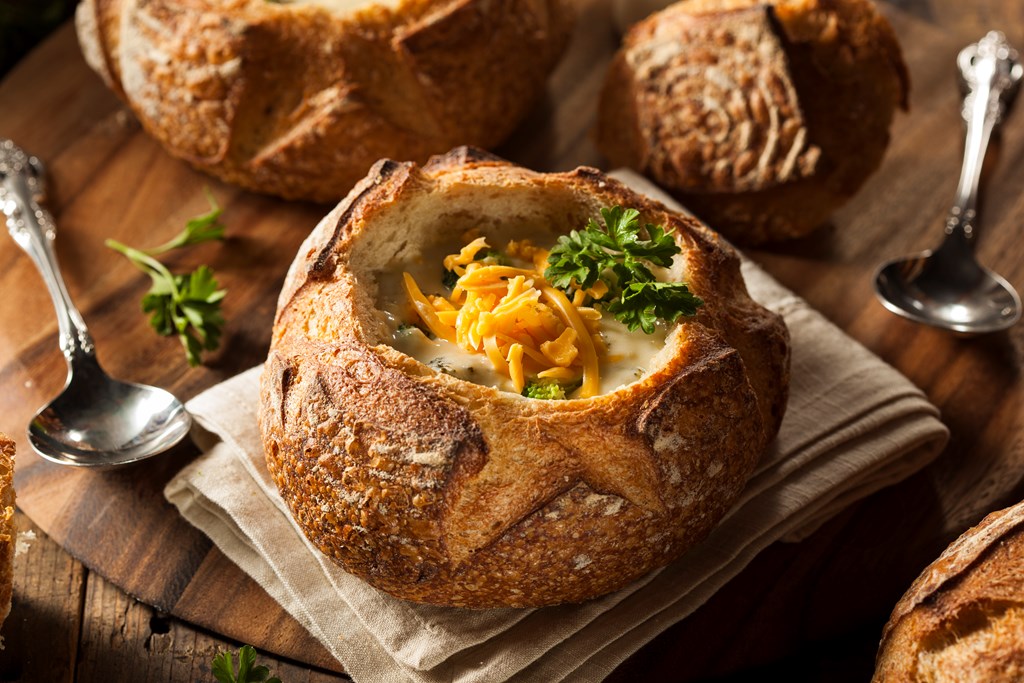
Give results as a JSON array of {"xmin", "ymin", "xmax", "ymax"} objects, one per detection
[{"xmin": 15, "ymin": 530, "xmax": 35, "ymax": 557}]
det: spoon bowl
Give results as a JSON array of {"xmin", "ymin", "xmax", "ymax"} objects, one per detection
[
  {"xmin": 28, "ymin": 357, "xmax": 192, "ymax": 467},
  {"xmin": 1, "ymin": 139, "xmax": 192, "ymax": 467},
  {"xmin": 874, "ymin": 248, "xmax": 1022, "ymax": 335},
  {"xmin": 874, "ymin": 32, "xmax": 1023, "ymax": 335}
]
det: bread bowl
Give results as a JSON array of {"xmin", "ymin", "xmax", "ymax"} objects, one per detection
[
  {"xmin": 596, "ymin": 0, "xmax": 910, "ymax": 244},
  {"xmin": 258, "ymin": 147, "xmax": 790, "ymax": 607},
  {"xmin": 75, "ymin": 0, "xmax": 572, "ymax": 202},
  {"xmin": 873, "ymin": 499, "xmax": 1024, "ymax": 682},
  {"xmin": 0, "ymin": 434, "xmax": 14, "ymax": 628}
]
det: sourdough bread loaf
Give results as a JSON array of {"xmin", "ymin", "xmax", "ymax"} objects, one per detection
[
  {"xmin": 258, "ymin": 147, "xmax": 790, "ymax": 607},
  {"xmin": 75, "ymin": 0, "xmax": 572, "ymax": 202},
  {"xmin": 874, "ymin": 499, "xmax": 1024, "ymax": 682},
  {"xmin": 0, "ymin": 434, "xmax": 14, "ymax": 629},
  {"xmin": 596, "ymin": 0, "xmax": 909, "ymax": 244}
]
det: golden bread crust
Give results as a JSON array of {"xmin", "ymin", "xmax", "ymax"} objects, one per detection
[
  {"xmin": 0, "ymin": 434, "xmax": 14, "ymax": 628},
  {"xmin": 874, "ymin": 500, "xmax": 1024, "ymax": 682},
  {"xmin": 596, "ymin": 0, "xmax": 909, "ymax": 244},
  {"xmin": 75, "ymin": 0, "xmax": 572, "ymax": 202},
  {"xmin": 259, "ymin": 147, "xmax": 790, "ymax": 607}
]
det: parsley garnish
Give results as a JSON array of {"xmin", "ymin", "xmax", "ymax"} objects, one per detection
[
  {"xmin": 106, "ymin": 241, "xmax": 226, "ymax": 366},
  {"xmin": 607, "ymin": 281, "xmax": 703, "ymax": 334},
  {"xmin": 106, "ymin": 189, "xmax": 227, "ymax": 367},
  {"xmin": 145, "ymin": 187, "xmax": 226, "ymax": 255},
  {"xmin": 212, "ymin": 645, "xmax": 281, "ymax": 683},
  {"xmin": 545, "ymin": 206, "xmax": 702, "ymax": 333}
]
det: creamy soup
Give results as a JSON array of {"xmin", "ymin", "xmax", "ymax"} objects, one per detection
[{"xmin": 377, "ymin": 239, "xmax": 670, "ymax": 398}]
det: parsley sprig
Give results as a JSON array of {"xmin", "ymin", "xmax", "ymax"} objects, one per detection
[
  {"xmin": 545, "ymin": 206, "xmax": 703, "ymax": 333},
  {"xmin": 144, "ymin": 187, "xmax": 226, "ymax": 254},
  {"xmin": 106, "ymin": 190, "xmax": 227, "ymax": 367},
  {"xmin": 212, "ymin": 645, "xmax": 281, "ymax": 683}
]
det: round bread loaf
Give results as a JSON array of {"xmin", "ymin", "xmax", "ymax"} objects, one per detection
[
  {"xmin": 873, "ymin": 499, "xmax": 1024, "ymax": 682},
  {"xmin": 259, "ymin": 147, "xmax": 790, "ymax": 607},
  {"xmin": 596, "ymin": 0, "xmax": 910, "ymax": 244},
  {"xmin": 75, "ymin": 0, "xmax": 572, "ymax": 202},
  {"xmin": 0, "ymin": 434, "xmax": 14, "ymax": 629}
]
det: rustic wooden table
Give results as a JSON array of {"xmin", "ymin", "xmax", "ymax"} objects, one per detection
[{"xmin": 1, "ymin": 0, "xmax": 1023, "ymax": 681}]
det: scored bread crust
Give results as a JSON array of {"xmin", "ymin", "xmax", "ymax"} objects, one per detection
[
  {"xmin": 596, "ymin": 0, "xmax": 910, "ymax": 244},
  {"xmin": 258, "ymin": 147, "xmax": 790, "ymax": 607},
  {"xmin": 0, "ymin": 434, "xmax": 14, "ymax": 628},
  {"xmin": 873, "ymin": 500, "xmax": 1024, "ymax": 682},
  {"xmin": 75, "ymin": 0, "xmax": 572, "ymax": 202}
]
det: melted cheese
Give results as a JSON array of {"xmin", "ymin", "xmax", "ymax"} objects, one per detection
[
  {"xmin": 380, "ymin": 238, "xmax": 670, "ymax": 397},
  {"xmin": 401, "ymin": 239, "xmax": 608, "ymax": 396},
  {"xmin": 538, "ymin": 286, "xmax": 600, "ymax": 397}
]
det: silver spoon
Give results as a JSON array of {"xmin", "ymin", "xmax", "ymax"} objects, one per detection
[
  {"xmin": 1, "ymin": 139, "xmax": 191, "ymax": 467},
  {"xmin": 874, "ymin": 31, "xmax": 1023, "ymax": 334}
]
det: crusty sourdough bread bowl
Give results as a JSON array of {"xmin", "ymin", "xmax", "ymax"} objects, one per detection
[
  {"xmin": 259, "ymin": 147, "xmax": 790, "ymax": 607},
  {"xmin": 0, "ymin": 434, "xmax": 14, "ymax": 629},
  {"xmin": 596, "ymin": 0, "xmax": 909, "ymax": 244},
  {"xmin": 873, "ymin": 499, "xmax": 1024, "ymax": 682},
  {"xmin": 75, "ymin": 0, "xmax": 572, "ymax": 202}
]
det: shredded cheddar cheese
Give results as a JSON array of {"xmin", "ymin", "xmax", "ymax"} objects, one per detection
[{"xmin": 403, "ymin": 238, "xmax": 605, "ymax": 397}]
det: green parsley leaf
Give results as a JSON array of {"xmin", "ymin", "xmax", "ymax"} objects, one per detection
[
  {"xmin": 145, "ymin": 187, "xmax": 226, "ymax": 255},
  {"xmin": 211, "ymin": 650, "xmax": 235, "ymax": 683},
  {"xmin": 105, "ymin": 191, "xmax": 229, "ymax": 366},
  {"xmin": 545, "ymin": 227, "xmax": 610, "ymax": 292},
  {"xmin": 212, "ymin": 645, "xmax": 282, "ymax": 683},
  {"xmin": 107, "ymin": 240, "xmax": 227, "ymax": 367},
  {"xmin": 544, "ymin": 206, "xmax": 703, "ymax": 332},
  {"xmin": 607, "ymin": 281, "xmax": 703, "ymax": 334}
]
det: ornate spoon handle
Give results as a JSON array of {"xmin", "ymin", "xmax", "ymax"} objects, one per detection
[
  {"xmin": 0, "ymin": 139, "xmax": 95, "ymax": 363},
  {"xmin": 948, "ymin": 31, "xmax": 1023, "ymax": 244}
]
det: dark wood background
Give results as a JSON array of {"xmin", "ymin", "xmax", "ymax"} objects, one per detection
[{"xmin": 1, "ymin": 0, "xmax": 1023, "ymax": 680}]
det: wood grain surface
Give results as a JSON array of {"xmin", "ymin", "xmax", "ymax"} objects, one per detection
[
  {"xmin": 1, "ymin": 0, "xmax": 1023, "ymax": 680},
  {"xmin": 2, "ymin": 510, "xmax": 348, "ymax": 681}
]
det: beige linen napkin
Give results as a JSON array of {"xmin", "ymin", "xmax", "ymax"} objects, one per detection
[{"xmin": 165, "ymin": 172, "xmax": 949, "ymax": 683}]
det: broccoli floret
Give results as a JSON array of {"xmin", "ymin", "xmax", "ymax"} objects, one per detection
[
  {"xmin": 480, "ymin": 250, "xmax": 509, "ymax": 265},
  {"xmin": 522, "ymin": 380, "xmax": 567, "ymax": 400},
  {"xmin": 428, "ymin": 357, "xmax": 455, "ymax": 375},
  {"xmin": 396, "ymin": 322, "xmax": 435, "ymax": 340},
  {"xmin": 442, "ymin": 268, "xmax": 459, "ymax": 289}
]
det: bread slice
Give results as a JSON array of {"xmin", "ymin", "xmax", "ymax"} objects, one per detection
[
  {"xmin": 874, "ymin": 499, "xmax": 1024, "ymax": 681},
  {"xmin": 0, "ymin": 434, "xmax": 14, "ymax": 629}
]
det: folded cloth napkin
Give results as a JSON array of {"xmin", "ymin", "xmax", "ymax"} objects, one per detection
[{"xmin": 165, "ymin": 171, "xmax": 949, "ymax": 683}]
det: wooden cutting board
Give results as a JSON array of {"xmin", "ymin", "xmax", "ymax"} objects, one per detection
[{"xmin": 2, "ymin": 1, "xmax": 1024, "ymax": 679}]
